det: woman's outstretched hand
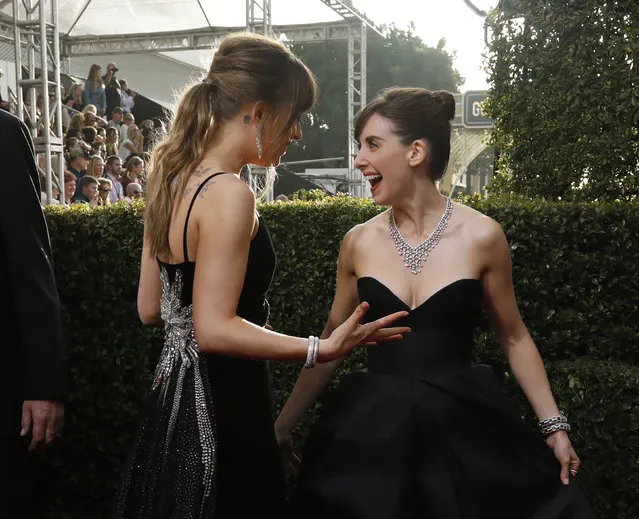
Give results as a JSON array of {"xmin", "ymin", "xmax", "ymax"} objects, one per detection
[{"xmin": 320, "ymin": 302, "xmax": 410, "ymax": 362}]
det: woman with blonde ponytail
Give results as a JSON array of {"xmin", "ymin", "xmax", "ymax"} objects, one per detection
[{"xmin": 114, "ymin": 32, "xmax": 409, "ymax": 519}]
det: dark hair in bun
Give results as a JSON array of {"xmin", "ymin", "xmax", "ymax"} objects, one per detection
[
  {"xmin": 432, "ymin": 90, "xmax": 456, "ymax": 121},
  {"xmin": 355, "ymin": 87, "xmax": 456, "ymax": 180}
]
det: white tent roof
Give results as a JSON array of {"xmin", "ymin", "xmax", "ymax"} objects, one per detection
[
  {"xmin": 2, "ymin": 0, "xmax": 354, "ymax": 106},
  {"xmin": 2, "ymin": 0, "xmax": 344, "ymax": 36}
]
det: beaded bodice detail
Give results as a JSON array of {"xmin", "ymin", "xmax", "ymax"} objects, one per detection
[{"xmin": 153, "ymin": 266, "xmax": 216, "ymax": 505}]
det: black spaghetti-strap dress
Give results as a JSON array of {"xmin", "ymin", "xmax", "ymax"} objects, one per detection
[{"xmin": 114, "ymin": 173, "xmax": 285, "ymax": 518}]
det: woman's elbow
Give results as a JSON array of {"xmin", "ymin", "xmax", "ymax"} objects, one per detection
[
  {"xmin": 194, "ymin": 319, "xmax": 234, "ymax": 353},
  {"xmin": 138, "ymin": 302, "xmax": 163, "ymax": 327},
  {"xmin": 139, "ymin": 312, "xmax": 163, "ymax": 327}
]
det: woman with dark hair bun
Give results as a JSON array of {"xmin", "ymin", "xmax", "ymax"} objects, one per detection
[{"xmin": 278, "ymin": 87, "xmax": 594, "ymax": 518}]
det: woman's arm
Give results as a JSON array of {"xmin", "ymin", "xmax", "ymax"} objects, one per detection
[
  {"xmin": 480, "ymin": 220, "xmax": 579, "ymax": 485},
  {"xmin": 125, "ymin": 137, "xmax": 144, "ymax": 155},
  {"xmin": 191, "ymin": 178, "xmax": 407, "ymax": 361},
  {"xmin": 480, "ymin": 221, "xmax": 560, "ymax": 420},
  {"xmin": 274, "ymin": 228, "xmax": 361, "ymax": 439},
  {"xmin": 137, "ymin": 234, "xmax": 163, "ymax": 327},
  {"xmin": 124, "ymin": 141, "xmax": 137, "ymax": 154}
]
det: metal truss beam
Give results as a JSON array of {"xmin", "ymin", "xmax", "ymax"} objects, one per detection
[
  {"xmin": 10, "ymin": 0, "xmax": 65, "ymax": 205},
  {"xmin": 347, "ymin": 22, "xmax": 367, "ymax": 197},
  {"xmin": 318, "ymin": 0, "xmax": 383, "ymax": 37},
  {"xmin": 0, "ymin": 15, "xmax": 15, "ymax": 42},
  {"xmin": 60, "ymin": 21, "xmax": 356, "ymax": 56},
  {"xmin": 246, "ymin": 0, "xmax": 272, "ymax": 36}
]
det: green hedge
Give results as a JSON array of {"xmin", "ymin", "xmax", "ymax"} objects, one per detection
[{"xmin": 35, "ymin": 195, "xmax": 639, "ymax": 518}]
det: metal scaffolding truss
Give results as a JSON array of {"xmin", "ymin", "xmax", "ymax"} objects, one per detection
[
  {"xmin": 60, "ymin": 21, "xmax": 357, "ymax": 56},
  {"xmin": 246, "ymin": 0, "xmax": 272, "ymax": 36},
  {"xmin": 347, "ymin": 21, "xmax": 367, "ymax": 197},
  {"xmin": 8, "ymin": 0, "xmax": 65, "ymax": 204}
]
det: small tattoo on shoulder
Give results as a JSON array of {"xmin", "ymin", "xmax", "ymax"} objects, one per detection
[
  {"xmin": 198, "ymin": 180, "xmax": 216, "ymax": 199},
  {"xmin": 194, "ymin": 165, "xmax": 215, "ymax": 178}
]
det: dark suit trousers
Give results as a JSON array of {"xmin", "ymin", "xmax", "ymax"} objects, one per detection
[{"xmin": 0, "ymin": 437, "xmax": 33, "ymax": 519}]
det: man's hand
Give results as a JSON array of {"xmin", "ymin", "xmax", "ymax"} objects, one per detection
[{"xmin": 21, "ymin": 400, "xmax": 64, "ymax": 452}]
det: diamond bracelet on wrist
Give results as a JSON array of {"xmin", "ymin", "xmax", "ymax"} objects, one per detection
[
  {"xmin": 537, "ymin": 413, "xmax": 571, "ymax": 437},
  {"xmin": 304, "ymin": 335, "xmax": 319, "ymax": 369}
]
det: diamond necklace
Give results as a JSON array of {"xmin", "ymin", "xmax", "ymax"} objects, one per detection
[{"xmin": 389, "ymin": 197, "xmax": 453, "ymax": 275}]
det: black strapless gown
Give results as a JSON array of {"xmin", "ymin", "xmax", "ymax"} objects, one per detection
[
  {"xmin": 114, "ymin": 172, "xmax": 284, "ymax": 518},
  {"xmin": 292, "ymin": 277, "xmax": 594, "ymax": 519}
]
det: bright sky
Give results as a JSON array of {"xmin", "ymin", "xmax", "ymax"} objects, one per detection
[
  {"xmin": 273, "ymin": 0, "xmax": 495, "ymax": 90},
  {"xmin": 356, "ymin": 0, "xmax": 494, "ymax": 90}
]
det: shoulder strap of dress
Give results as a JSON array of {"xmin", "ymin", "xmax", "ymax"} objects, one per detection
[{"xmin": 182, "ymin": 172, "xmax": 228, "ymax": 262}]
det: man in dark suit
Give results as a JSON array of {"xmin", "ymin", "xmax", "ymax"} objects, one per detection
[{"xmin": 0, "ymin": 109, "xmax": 66, "ymax": 516}]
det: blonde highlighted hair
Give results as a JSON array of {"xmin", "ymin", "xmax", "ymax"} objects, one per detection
[
  {"xmin": 87, "ymin": 64, "xmax": 103, "ymax": 90},
  {"xmin": 144, "ymin": 32, "xmax": 318, "ymax": 256}
]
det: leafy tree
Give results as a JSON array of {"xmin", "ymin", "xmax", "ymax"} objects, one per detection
[
  {"xmin": 485, "ymin": 0, "xmax": 639, "ymax": 200},
  {"xmin": 285, "ymin": 24, "xmax": 463, "ymax": 167}
]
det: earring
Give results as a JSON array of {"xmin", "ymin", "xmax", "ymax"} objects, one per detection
[
  {"xmin": 243, "ymin": 115, "xmax": 251, "ymax": 125},
  {"xmin": 256, "ymin": 122, "xmax": 263, "ymax": 159}
]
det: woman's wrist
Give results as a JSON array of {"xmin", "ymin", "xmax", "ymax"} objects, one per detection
[
  {"xmin": 274, "ymin": 420, "xmax": 291, "ymax": 439},
  {"xmin": 316, "ymin": 337, "xmax": 334, "ymax": 362}
]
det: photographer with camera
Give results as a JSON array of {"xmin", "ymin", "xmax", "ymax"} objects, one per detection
[{"xmin": 103, "ymin": 62, "xmax": 122, "ymax": 117}]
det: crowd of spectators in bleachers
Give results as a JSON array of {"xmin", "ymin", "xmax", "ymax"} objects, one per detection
[{"xmin": 0, "ymin": 62, "xmax": 166, "ymax": 206}]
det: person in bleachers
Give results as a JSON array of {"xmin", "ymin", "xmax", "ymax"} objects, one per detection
[
  {"xmin": 63, "ymin": 171, "xmax": 76, "ymax": 205},
  {"xmin": 139, "ymin": 119, "xmax": 155, "ymax": 152},
  {"xmin": 82, "ymin": 105, "xmax": 108, "ymax": 128},
  {"xmin": 81, "ymin": 126, "xmax": 97, "ymax": 147},
  {"xmin": 124, "ymin": 182, "xmax": 143, "ymax": 202},
  {"xmin": 66, "ymin": 147, "xmax": 90, "ymax": 185},
  {"xmin": 104, "ymin": 155, "xmax": 124, "ymax": 203},
  {"xmin": 120, "ymin": 111, "xmax": 135, "ymax": 142},
  {"xmin": 66, "ymin": 113, "xmax": 84, "ymax": 139},
  {"xmin": 108, "ymin": 106, "xmax": 124, "ymax": 132},
  {"xmin": 97, "ymin": 178, "xmax": 113, "ymax": 206},
  {"xmin": 63, "ymin": 83, "xmax": 84, "ymax": 113},
  {"xmin": 105, "ymin": 126, "xmax": 119, "ymax": 157},
  {"xmin": 82, "ymin": 65, "xmax": 106, "ymax": 116},
  {"xmin": 120, "ymin": 155, "xmax": 144, "ymax": 194},
  {"xmin": 73, "ymin": 175, "xmax": 99, "ymax": 205},
  {"xmin": 119, "ymin": 79, "xmax": 136, "ymax": 114},
  {"xmin": 119, "ymin": 124, "xmax": 143, "ymax": 164},
  {"xmin": 103, "ymin": 63, "xmax": 122, "ymax": 117},
  {"xmin": 93, "ymin": 135, "xmax": 107, "ymax": 160},
  {"xmin": 88, "ymin": 155, "xmax": 105, "ymax": 179}
]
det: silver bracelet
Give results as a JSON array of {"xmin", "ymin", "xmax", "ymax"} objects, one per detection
[
  {"xmin": 304, "ymin": 336, "xmax": 319, "ymax": 369},
  {"xmin": 537, "ymin": 413, "xmax": 571, "ymax": 437},
  {"xmin": 311, "ymin": 336, "xmax": 319, "ymax": 366},
  {"xmin": 541, "ymin": 422, "xmax": 571, "ymax": 436}
]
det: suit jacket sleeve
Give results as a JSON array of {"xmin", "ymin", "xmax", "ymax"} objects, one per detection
[{"xmin": 0, "ymin": 113, "xmax": 66, "ymax": 401}]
